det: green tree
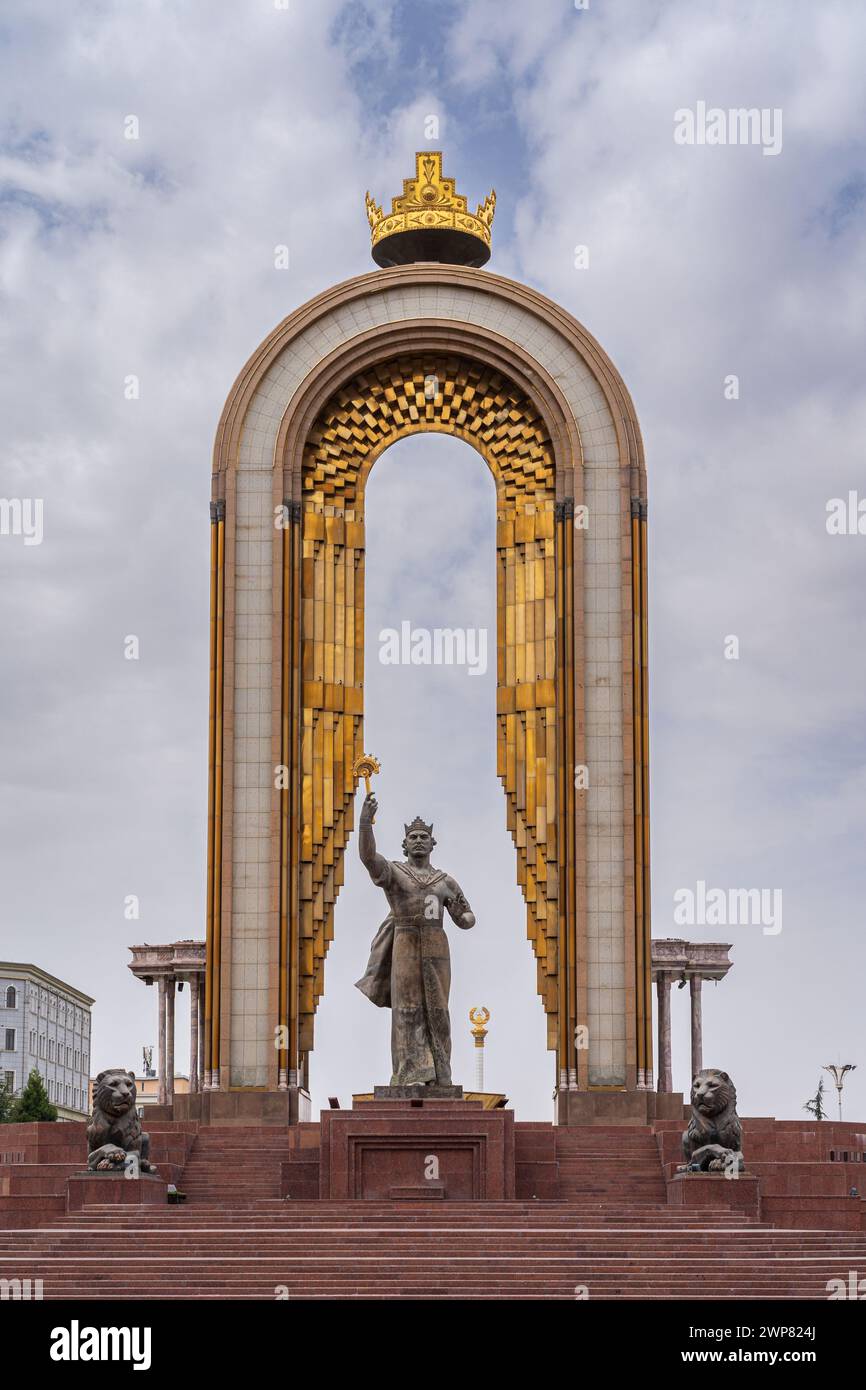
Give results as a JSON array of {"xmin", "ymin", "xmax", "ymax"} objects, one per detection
[
  {"xmin": 0, "ymin": 1077, "xmax": 15, "ymax": 1123},
  {"xmin": 11, "ymin": 1068, "xmax": 58, "ymax": 1123},
  {"xmin": 803, "ymin": 1075, "xmax": 827, "ymax": 1121}
]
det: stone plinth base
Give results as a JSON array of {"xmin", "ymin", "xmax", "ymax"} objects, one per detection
[
  {"xmin": 373, "ymin": 1084, "xmax": 463, "ymax": 1100},
  {"xmin": 67, "ymin": 1171, "xmax": 168, "ymax": 1212},
  {"xmin": 354, "ymin": 1089, "xmax": 507, "ymax": 1109},
  {"xmin": 171, "ymin": 1088, "xmax": 310, "ymax": 1125},
  {"xmin": 556, "ymin": 1088, "xmax": 685, "ymax": 1126},
  {"xmin": 319, "ymin": 1099, "xmax": 515, "ymax": 1200},
  {"xmin": 667, "ymin": 1170, "xmax": 761, "ymax": 1221}
]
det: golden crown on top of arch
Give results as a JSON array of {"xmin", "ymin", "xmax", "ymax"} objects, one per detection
[{"xmin": 365, "ymin": 151, "xmax": 496, "ymax": 255}]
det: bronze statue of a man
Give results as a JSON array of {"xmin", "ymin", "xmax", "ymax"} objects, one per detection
[{"xmin": 355, "ymin": 793, "xmax": 475, "ymax": 1087}]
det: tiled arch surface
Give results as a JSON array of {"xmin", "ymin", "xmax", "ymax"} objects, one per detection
[{"xmin": 228, "ymin": 279, "xmax": 627, "ymax": 1088}]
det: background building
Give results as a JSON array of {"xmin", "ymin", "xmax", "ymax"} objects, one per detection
[{"xmin": 0, "ymin": 963, "xmax": 94, "ymax": 1120}]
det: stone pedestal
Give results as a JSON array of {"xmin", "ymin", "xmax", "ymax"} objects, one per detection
[
  {"xmin": 667, "ymin": 1170, "xmax": 761, "ymax": 1221},
  {"xmin": 556, "ymin": 1088, "xmax": 685, "ymax": 1126},
  {"xmin": 67, "ymin": 1171, "xmax": 168, "ymax": 1212},
  {"xmin": 171, "ymin": 1087, "xmax": 310, "ymax": 1125},
  {"xmin": 319, "ymin": 1099, "xmax": 515, "ymax": 1201}
]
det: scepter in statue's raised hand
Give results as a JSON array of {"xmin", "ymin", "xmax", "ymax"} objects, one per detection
[{"xmin": 353, "ymin": 754, "xmax": 381, "ymax": 822}]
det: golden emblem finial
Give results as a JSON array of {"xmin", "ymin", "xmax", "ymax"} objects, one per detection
[
  {"xmin": 365, "ymin": 152, "xmax": 496, "ymax": 268},
  {"xmin": 469, "ymin": 1005, "xmax": 490, "ymax": 1040}
]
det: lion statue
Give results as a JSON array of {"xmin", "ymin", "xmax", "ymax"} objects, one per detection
[
  {"xmin": 86, "ymin": 1069, "xmax": 157, "ymax": 1173},
  {"xmin": 680, "ymin": 1068, "xmax": 744, "ymax": 1173}
]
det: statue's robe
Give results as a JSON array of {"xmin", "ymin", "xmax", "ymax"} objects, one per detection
[{"xmin": 355, "ymin": 860, "xmax": 471, "ymax": 1086}]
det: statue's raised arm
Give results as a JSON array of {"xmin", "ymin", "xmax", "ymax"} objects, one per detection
[{"xmin": 358, "ymin": 793, "xmax": 390, "ymax": 885}]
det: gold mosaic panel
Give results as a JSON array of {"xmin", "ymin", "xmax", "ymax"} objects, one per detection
[{"xmin": 296, "ymin": 355, "xmax": 560, "ymax": 1060}]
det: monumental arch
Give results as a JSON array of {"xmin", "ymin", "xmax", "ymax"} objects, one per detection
[{"xmin": 203, "ymin": 154, "xmax": 652, "ymax": 1121}]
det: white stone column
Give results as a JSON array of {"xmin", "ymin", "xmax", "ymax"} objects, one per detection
[
  {"xmin": 157, "ymin": 977, "xmax": 167, "ymax": 1106},
  {"xmin": 690, "ymin": 974, "xmax": 703, "ymax": 1080},
  {"xmin": 656, "ymin": 972, "xmax": 673, "ymax": 1094},
  {"xmin": 166, "ymin": 977, "xmax": 176, "ymax": 1106}
]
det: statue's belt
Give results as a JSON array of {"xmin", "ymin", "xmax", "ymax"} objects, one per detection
[{"xmin": 393, "ymin": 912, "xmax": 445, "ymax": 933}]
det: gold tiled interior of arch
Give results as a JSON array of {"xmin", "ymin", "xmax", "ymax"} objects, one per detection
[
  {"xmin": 296, "ymin": 354, "xmax": 561, "ymax": 1056},
  {"xmin": 304, "ymin": 355, "xmax": 552, "ymax": 506}
]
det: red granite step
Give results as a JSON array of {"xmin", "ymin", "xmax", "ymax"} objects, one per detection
[
  {"xmin": 174, "ymin": 1125, "xmax": 292, "ymax": 1200},
  {"xmin": 553, "ymin": 1125, "xmax": 667, "ymax": 1203},
  {"xmin": 1, "ymin": 1207, "xmax": 863, "ymax": 1300}
]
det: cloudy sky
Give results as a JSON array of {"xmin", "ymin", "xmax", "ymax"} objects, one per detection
[{"xmin": 1, "ymin": 0, "xmax": 864, "ymax": 1123}]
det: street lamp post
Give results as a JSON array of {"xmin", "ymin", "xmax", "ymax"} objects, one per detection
[{"xmin": 823, "ymin": 1063, "xmax": 856, "ymax": 1122}]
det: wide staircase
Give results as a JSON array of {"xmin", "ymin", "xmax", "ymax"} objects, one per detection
[
  {"xmin": 2, "ymin": 1121, "xmax": 865, "ymax": 1298},
  {"xmin": 2, "ymin": 1201, "xmax": 865, "ymax": 1299}
]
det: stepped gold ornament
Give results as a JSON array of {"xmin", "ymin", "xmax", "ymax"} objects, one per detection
[{"xmin": 366, "ymin": 152, "xmax": 496, "ymax": 268}]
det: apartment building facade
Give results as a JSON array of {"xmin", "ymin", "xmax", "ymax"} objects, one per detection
[{"xmin": 0, "ymin": 962, "xmax": 94, "ymax": 1120}]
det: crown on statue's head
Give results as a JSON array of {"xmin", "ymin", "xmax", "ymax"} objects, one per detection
[
  {"xmin": 365, "ymin": 152, "xmax": 496, "ymax": 268},
  {"xmin": 404, "ymin": 816, "xmax": 434, "ymax": 838}
]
